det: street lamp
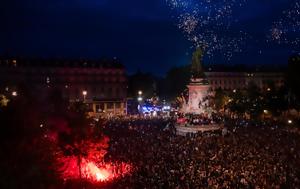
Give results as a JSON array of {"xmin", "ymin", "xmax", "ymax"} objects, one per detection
[
  {"xmin": 138, "ymin": 90, "xmax": 143, "ymax": 95},
  {"xmin": 12, "ymin": 91, "xmax": 17, "ymax": 97},
  {"xmin": 288, "ymin": 119, "xmax": 293, "ymax": 124},
  {"xmin": 82, "ymin": 90, "xmax": 87, "ymax": 101}
]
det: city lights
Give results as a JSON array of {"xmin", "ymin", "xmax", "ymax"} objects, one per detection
[{"xmin": 12, "ymin": 91, "xmax": 17, "ymax": 96}]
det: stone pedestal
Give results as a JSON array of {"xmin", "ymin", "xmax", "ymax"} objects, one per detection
[{"xmin": 182, "ymin": 78, "xmax": 211, "ymax": 114}]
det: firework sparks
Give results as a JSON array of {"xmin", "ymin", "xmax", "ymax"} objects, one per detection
[
  {"xmin": 268, "ymin": 1, "xmax": 300, "ymax": 47},
  {"xmin": 165, "ymin": 0, "xmax": 248, "ymax": 60}
]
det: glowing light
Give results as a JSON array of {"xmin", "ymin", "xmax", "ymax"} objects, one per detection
[
  {"xmin": 137, "ymin": 97, "xmax": 143, "ymax": 102},
  {"xmin": 82, "ymin": 90, "xmax": 87, "ymax": 101},
  {"xmin": 288, "ymin": 119, "xmax": 293, "ymax": 124},
  {"xmin": 0, "ymin": 95, "xmax": 10, "ymax": 107},
  {"xmin": 153, "ymin": 111, "xmax": 157, "ymax": 117},
  {"xmin": 56, "ymin": 136, "xmax": 132, "ymax": 183},
  {"xmin": 12, "ymin": 59, "xmax": 17, "ymax": 66},
  {"xmin": 85, "ymin": 161, "xmax": 110, "ymax": 182},
  {"xmin": 163, "ymin": 105, "xmax": 171, "ymax": 110},
  {"xmin": 138, "ymin": 90, "xmax": 143, "ymax": 95},
  {"xmin": 12, "ymin": 91, "xmax": 17, "ymax": 96},
  {"xmin": 58, "ymin": 156, "xmax": 132, "ymax": 183}
]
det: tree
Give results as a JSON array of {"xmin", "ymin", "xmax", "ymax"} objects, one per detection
[
  {"xmin": 227, "ymin": 89, "xmax": 248, "ymax": 116},
  {"xmin": 0, "ymin": 86, "xmax": 60, "ymax": 188},
  {"xmin": 213, "ymin": 88, "xmax": 228, "ymax": 111},
  {"xmin": 286, "ymin": 53, "xmax": 300, "ymax": 109},
  {"xmin": 127, "ymin": 71, "xmax": 158, "ymax": 99},
  {"xmin": 161, "ymin": 65, "xmax": 190, "ymax": 101}
]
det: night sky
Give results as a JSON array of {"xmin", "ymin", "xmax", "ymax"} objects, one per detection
[{"xmin": 1, "ymin": 0, "xmax": 299, "ymax": 75}]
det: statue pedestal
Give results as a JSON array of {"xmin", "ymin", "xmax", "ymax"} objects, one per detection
[{"xmin": 182, "ymin": 78, "xmax": 211, "ymax": 114}]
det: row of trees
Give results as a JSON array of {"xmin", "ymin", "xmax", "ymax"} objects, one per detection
[{"xmin": 212, "ymin": 83, "xmax": 288, "ymax": 119}]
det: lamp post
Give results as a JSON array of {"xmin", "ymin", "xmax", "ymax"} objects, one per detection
[
  {"xmin": 137, "ymin": 96, "xmax": 143, "ymax": 102},
  {"xmin": 82, "ymin": 90, "xmax": 87, "ymax": 102},
  {"xmin": 137, "ymin": 90, "xmax": 143, "ymax": 103},
  {"xmin": 137, "ymin": 90, "xmax": 143, "ymax": 114}
]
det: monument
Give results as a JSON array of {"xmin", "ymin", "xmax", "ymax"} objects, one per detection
[{"xmin": 181, "ymin": 48, "xmax": 211, "ymax": 114}]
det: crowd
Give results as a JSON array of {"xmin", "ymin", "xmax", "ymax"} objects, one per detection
[
  {"xmin": 177, "ymin": 113, "xmax": 224, "ymax": 126},
  {"xmin": 101, "ymin": 116, "xmax": 300, "ymax": 188}
]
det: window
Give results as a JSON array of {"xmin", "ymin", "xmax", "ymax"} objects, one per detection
[
  {"xmin": 95, "ymin": 105, "xmax": 100, "ymax": 112},
  {"xmin": 106, "ymin": 102, "xmax": 114, "ymax": 109},
  {"xmin": 115, "ymin": 102, "xmax": 121, "ymax": 109},
  {"xmin": 96, "ymin": 103, "xmax": 105, "ymax": 112},
  {"xmin": 100, "ymin": 103, "xmax": 104, "ymax": 110}
]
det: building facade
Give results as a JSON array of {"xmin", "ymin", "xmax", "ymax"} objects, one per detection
[
  {"xmin": 0, "ymin": 58, "xmax": 127, "ymax": 116},
  {"xmin": 205, "ymin": 72, "xmax": 285, "ymax": 91}
]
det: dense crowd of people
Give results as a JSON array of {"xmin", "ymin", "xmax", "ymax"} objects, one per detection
[{"xmin": 100, "ymin": 116, "xmax": 300, "ymax": 188}]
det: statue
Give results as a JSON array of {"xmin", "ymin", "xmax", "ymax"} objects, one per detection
[
  {"xmin": 180, "ymin": 47, "xmax": 211, "ymax": 115},
  {"xmin": 191, "ymin": 47, "xmax": 205, "ymax": 78}
]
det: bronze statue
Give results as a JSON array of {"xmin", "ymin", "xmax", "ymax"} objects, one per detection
[{"xmin": 191, "ymin": 47, "xmax": 205, "ymax": 78}]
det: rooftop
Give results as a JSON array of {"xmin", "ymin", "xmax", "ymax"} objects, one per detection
[{"xmin": 0, "ymin": 57, "xmax": 125, "ymax": 69}]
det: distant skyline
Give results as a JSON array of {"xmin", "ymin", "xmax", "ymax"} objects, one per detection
[{"xmin": 1, "ymin": 0, "xmax": 299, "ymax": 75}]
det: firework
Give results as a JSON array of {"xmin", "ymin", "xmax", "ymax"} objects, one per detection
[
  {"xmin": 166, "ymin": 0, "xmax": 248, "ymax": 60},
  {"xmin": 268, "ymin": 1, "xmax": 300, "ymax": 47}
]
